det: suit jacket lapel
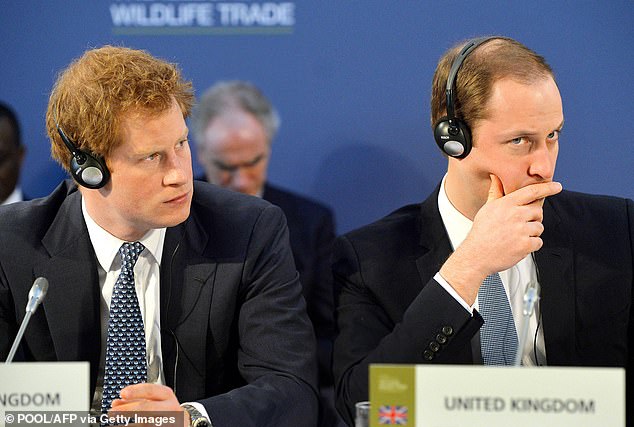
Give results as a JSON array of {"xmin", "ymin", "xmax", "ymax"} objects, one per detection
[
  {"xmin": 160, "ymin": 215, "xmax": 215, "ymax": 330},
  {"xmin": 537, "ymin": 197, "xmax": 576, "ymax": 365},
  {"xmin": 414, "ymin": 186, "xmax": 454, "ymax": 284},
  {"xmin": 160, "ymin": 214, "xmax": 217, "ymax": 392},
  {"xmin": 35, "ymin": 188, "xmax": 101, "ymax": 390}
]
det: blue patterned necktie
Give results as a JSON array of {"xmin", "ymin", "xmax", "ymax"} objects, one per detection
[
  {"xmin": 478, "ymin": 272, "xmax": 518, "ymax": 365},
  {"xmin": 101, "ymin": 242, "xmax": 146, "ymax": 414}
]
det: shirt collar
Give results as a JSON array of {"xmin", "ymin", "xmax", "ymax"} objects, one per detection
[
  {"xmin": 437, "ymin": 175, "xmax": 473, "ymax": 251},
  {"xmin": 1, "ymin": 187, "xmax": 23, "ymax": 205},
  {"xmin": 81, "ymin": 197, "xmax": 165, "ymax": 272}
]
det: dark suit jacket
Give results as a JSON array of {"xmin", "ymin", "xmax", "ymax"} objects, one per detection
[
  {"xmin": 0, "ymin": 180, "xmax": 318, "ymax": 427},
  {"xmin": 262, "ymin": 183, "xmax": 336, "ymax": 384},
  {"xmin": 196, "ymin": 177, "xmax": 337, "ymax": 384},
  {"xmin": 332, "ymin": 186, "xmax": 634, "ymax": 425}
]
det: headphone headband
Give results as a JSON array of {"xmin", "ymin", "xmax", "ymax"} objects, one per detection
[{"xmin": 445, "ymin": 36, "xmax": 495, "ymax": 119}]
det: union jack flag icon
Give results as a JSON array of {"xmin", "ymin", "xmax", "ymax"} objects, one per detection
[{"xmin": 378, "ymin": 405, "xmax": 408, "ymax": 425}]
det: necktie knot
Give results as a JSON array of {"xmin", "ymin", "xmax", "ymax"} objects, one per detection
[{"xmin": 119, "ymin": 241, "xmax": 144, "ymax": 271}]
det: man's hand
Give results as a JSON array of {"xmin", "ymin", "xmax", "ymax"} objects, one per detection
[
  {"xmin": 440, "ymin": 174, "xmax": 562, "ymax": 305},
  {"xmin": 109, "ymin": 383, "xmax": 190, "ymax": 427}
]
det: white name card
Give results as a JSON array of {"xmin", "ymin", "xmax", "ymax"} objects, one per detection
[
  {"xmin": 0, "ymin": 362, "xmax": 89, "ymax": 426},
  {"xmin": 369, "ymin": 365, "xmax": 625, "ymax": 427}
]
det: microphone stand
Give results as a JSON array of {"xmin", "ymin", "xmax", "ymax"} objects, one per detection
[{"xmin": 5, "ymin": 277, "xmax": 49, "ymax": 364}]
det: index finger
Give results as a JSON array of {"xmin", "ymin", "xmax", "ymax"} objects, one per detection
[
  {"xmin": 506, "ymin": 181, "xmax": 562, "ymax": 206},
  {"xmin": 119, "ymin": 383, "xmax": 175, "ymax": 401}
]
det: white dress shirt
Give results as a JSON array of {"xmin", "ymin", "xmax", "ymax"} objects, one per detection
[
  {"xmin": 82, "ymin": 198, "xmax": 166, "ymax": 411},
  {"xmin": 1, "ymin": 186, "xmax": 23, "ymax": 205},
  {"xmin": 82, "ymin": 198, "xmax": 210, "ymax": 421},
  {"xmin": 433, "ymin": 176, "xmax": 546, "ymax": 366}
]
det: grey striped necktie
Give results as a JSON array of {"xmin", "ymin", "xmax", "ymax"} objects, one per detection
[
  {"xmin": 101, "ymin": 241, "xmax": 146, "ymax": 414},
  {"xmin": 479, "ymin": 272, "xmax": 518, "ymax": 365}
]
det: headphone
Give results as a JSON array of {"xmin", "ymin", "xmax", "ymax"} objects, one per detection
[
  {"xmin": 55, "ymin": 122, "xmax": 110, "ymax": 189},
  {"xmin": 434, "ymin": 36, "xmax": 495, "ymax": 158}
]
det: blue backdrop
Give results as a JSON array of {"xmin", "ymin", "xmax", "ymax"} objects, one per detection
[{"xmin": 1, "ymin": 1, "xmax": 632, "ymax": 233}]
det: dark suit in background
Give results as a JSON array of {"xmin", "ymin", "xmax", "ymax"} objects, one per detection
[
  {"xmin": 193, "ymin": 80, "xmax": 342, "ymax": 426},
  {"xmin": 263, "ymin": 183, "xmax": 337, "ymax": 384},
  {"xmin": 332, "ymin": 186, "xmax": 634, "ymax": 425},
  {"xmin": 211, "ymin": 177, "xmax": 340, "ymax": 425},
  {"xmin": 0, "ymin": 180, "xmax": 319, "ymax": 427}
]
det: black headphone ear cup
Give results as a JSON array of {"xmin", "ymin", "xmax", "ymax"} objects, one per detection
[
  {"xmin": 69, "ymin": 152, "xmax": 110, "ymax": 189},
  {"xmin": 56, "ymin": 124, "xmax": 111, "ymax": 189},
  {"xmin": 433, "ymin": 116, "xmax": 472, "ymax": 158},
  {"xmin": 435, "ymin": 37, "xmax": 494, "ymax": 160}
]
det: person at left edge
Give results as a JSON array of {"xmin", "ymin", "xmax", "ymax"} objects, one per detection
[
  {"xmin": 0, "ymin": 101, "xmax": 28, "ymax": 205},
  {"xmin": 0, "ymin": 45, "xmax": 318, "ymax": 427}
]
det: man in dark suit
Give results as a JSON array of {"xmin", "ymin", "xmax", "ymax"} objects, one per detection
[
  {"xmin": 332, "ymin": 36, "xmax": 633, "ymax": 425},
  {"xmin": 192, "ymin": 81, "xmax": 340, "ymax": 427},
  {"xmin": 0, "ymin": 102, "xmax": 27, "ymax": 205},
  {"xmin": 0, "ymin": 46, "xmax": 318, "ymax": 427}
]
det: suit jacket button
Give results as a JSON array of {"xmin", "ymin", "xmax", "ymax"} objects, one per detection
[
  {"xmin": 436, "ymin": 333, "xmax": 447, "ymax": 344},
  {"xmin": 423, "ymin": 350, "xmax": 434, "ymax": 361},
  {"xmin": 442, "ymin": 326, "xmax": 454, "ymax": 336},
  {"xmin": 429, "ymin": 341, "xmax": 440, "ymax": 352}
]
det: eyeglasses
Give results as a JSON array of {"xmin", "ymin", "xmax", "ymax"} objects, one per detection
[{"xmin": 211, "ymin": 153, "xmax": 266, "ymax": 173}]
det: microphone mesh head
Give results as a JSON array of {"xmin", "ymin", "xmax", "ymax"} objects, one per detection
[
  {"xmin": 32, "ymin": 277, "xmax": 49, "ymax": 297},
  {"xmin": 26, "ymin": 277, "xmax": 49, "ymax": 312}
]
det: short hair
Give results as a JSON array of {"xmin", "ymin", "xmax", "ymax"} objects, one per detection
[
  {"xmin": 0, "ymin": 101, "xmax": 21, "ymax": 148},
  {"xmin": 192, "ymin": 81, "xmax": 280, "ymax": 145},
  {"xmin": 430, "ymin": 36, "xmax": 555, "ymax": 135},
  {"xmin": 45, "ymin": 45, "xmax": 194, "ymax": 172}
]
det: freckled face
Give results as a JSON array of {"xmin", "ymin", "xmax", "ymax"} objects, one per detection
[{"xmin": 83, "ymin": 100, "xmax": 193, "ymax": 241}]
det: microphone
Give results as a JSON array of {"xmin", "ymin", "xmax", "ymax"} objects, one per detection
[
  {"xmin": 5, "ymin": 277, "xmax": 49, "ymax": 364},
  {"xmin": 514, "ymin": 253, "xmax": 541, "ymax": 366}
]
